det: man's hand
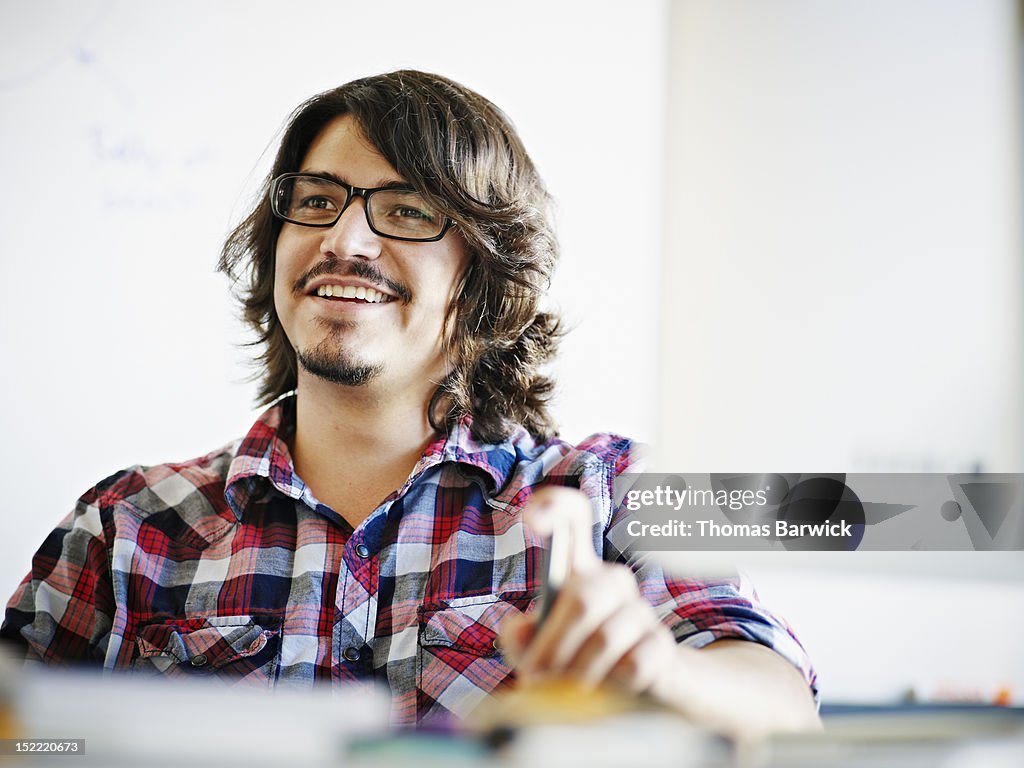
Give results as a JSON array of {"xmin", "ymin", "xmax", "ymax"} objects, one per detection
[
  {"xmin": 497, "ymin": 487, "xmax": 822, "ymax": 739},
  {"xmin": 498, "ymin": 487, "xmax": 678, "ymax": 694}
]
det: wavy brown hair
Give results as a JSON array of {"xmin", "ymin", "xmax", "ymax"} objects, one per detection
[{"xmin": 218, "ymin": 70, "xmax": 562, "ymax": 442}]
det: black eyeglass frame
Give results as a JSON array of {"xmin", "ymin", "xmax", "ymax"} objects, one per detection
[{"xmin": 269, "ymin": 172, "xmax": 455, "ymax": 243}]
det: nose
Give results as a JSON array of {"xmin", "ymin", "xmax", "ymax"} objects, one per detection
[{"xmin": 319, "ymin": 195, "xmax": 382, "ymax": 260}]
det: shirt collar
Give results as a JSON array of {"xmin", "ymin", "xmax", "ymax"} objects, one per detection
[
  {"xmin": 224, "ymin": 398, "xmax": 302, "ymax": 521},
  {"xmin": 426, "ymin": 415, "xmax": 524, "ymax": 493},
  {"xmin": 223, "ymin": 399, "xmax": 527, "ymax": 521}
]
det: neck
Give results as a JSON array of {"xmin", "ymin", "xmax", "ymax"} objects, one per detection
[{"xmin": 290, "ymin": 370, "xmax": 442, "ymax": 528}]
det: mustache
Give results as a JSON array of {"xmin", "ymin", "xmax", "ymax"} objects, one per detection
[{"xmin": 293, "ymin": 257, "xmax": 411, "ymax": 303}]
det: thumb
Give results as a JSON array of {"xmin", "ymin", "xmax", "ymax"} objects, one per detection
[{"xmin": 523, "ymin": 486, "xmax": 599, "ymax": 575}]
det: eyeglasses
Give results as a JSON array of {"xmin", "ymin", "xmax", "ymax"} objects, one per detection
[{"xmin": 269, "ymin": 173, "xmax": 454, "ymax": 242}]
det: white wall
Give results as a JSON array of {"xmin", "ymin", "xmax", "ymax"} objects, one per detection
[
  {"xmin": 659, "ymin": 0, "xmax": 1022, "ymax": 473},
  {"xmin": 750, "ymin": 565, "xmax": 1024, "ymax": 705},
  {"xmin": 660, "ymin": 0, "xmax": 1024, "ymax": 703},
  {"xmin": 0, "ymin": 0, "xmax": 665, "ymax": 589}
]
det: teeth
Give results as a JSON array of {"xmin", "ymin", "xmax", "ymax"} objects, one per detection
[{"xmin": 315, "ymin": 284, "xmax": 389, "ymax": 303}]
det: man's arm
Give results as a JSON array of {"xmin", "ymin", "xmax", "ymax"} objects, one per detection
[
  {"xmin": 1, "ymin": 499, "xmax": 114, "ymax": 665},
  {"xmin": 650, "ymin": 639, "xmax": 822, "ymax": 737}
]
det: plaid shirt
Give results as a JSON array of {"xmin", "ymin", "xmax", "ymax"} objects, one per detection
[{"xmin": 2, "ymin": 399, "xmax": 815, "ymax": 724}]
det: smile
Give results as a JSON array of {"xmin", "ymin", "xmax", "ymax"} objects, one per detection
[{"xmin": 314, "ymin": 284, "xmax": 394, "ymax": 303}]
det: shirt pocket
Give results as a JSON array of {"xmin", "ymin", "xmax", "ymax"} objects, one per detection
[
  {"xmin": 416, "ymin": 592, "xmax": 535, "ymax": 724},
  {"xmin": 133, "ymin": 615, "xmax": 280, "ymax": 686}
]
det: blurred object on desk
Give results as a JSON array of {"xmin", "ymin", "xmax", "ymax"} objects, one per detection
[
  {"xmin": 0, "ymin": 652, "xmax": 17, "ymax": 740},
  {"xmin": 754, "ymin": 705, "xmax": 1024, "ymax": 768},
  {"xmin": 470, "ymin": 678, "xmax": 641, "ymax": 732},
  {"xmin": 499, "ymin": 712, "xmax": 723, "ymax": 768},
  {"xmin": 4, "ymin": 654, "xmax": 391, "ymax": 767},
  {"xmin": 469, "ymin": 676, "xmax": 726, "ymax": 766}
]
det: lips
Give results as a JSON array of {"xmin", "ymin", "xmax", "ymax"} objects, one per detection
[{"xmin": 296, "ymin": 256, "xmax": 410, "ymax": 304}]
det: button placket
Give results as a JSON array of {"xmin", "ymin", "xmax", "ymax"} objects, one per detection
[{"xmin": 332, "ymin": 520, "xmax": 383, "ymax": 680}]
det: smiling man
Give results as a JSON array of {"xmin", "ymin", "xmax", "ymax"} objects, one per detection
[{"xmin": 2, "ymin": 71, "xmax": 819, "ymax": 736}]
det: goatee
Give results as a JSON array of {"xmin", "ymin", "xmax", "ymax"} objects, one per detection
[{"xmin": 296, "ymin": 337, "xmax": 382, "ymax": 387}]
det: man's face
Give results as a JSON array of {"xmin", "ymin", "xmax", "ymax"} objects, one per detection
[{"xmin": 273, "ymin": 115, "xmax": 470, "ymax": 398}]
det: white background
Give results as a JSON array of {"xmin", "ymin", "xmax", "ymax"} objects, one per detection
[{"xmin": 1, "ymin": 0, "xmax": 1021, "ymax": 705}]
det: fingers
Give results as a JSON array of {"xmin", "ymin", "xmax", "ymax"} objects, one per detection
[
  {"xmin": 517, "ymin": 561, "xmax": 661, "ymax": 688},
  {"xmin": 568, "ymin": 599, "xmax": 656, "ymax": 688},
  {"xmin": 606, "ymin": 624, "xmax": 679, "ymax": 696},
  {"xmin": 530, "ymin": 562, "xmax": 636, "ymax": 673}
]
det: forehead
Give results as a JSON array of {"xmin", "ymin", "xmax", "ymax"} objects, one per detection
[{"xmin": 300, "ymin": 114, "xmax": 405, "ymax": 186}]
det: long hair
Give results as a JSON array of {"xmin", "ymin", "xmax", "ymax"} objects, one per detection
[{"xmin": 218, "ymin": 70, "xmax": 562, "ymax": 442}]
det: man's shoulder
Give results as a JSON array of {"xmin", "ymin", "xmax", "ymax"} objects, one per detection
[
  {"xmin": 463, "ymin": 428, "xmax": 645, "ymax": 528},
  {"xmin": 514, "ymin": 429, "xmax": 640, "ymax": 472},
  {"xmin": 78, "ymin": 439, "xmax": 241, "ymax": 521},
  {"xmin": 494, "ymin": 428, "xmax": 643, "ymax": 497}
]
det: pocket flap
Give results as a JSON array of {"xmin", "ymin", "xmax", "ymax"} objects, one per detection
[
  {"xmin": 419, "ymin": 593, "xmax": 536, "ymax": 654},
  {"xmin": 136, "ymin": 615, "xmax": 273, "ymax": 669}
]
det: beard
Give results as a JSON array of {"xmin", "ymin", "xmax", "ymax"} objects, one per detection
[{"xmin": 296, "ymin": 323, "xmax": 383, "ymax": 387}]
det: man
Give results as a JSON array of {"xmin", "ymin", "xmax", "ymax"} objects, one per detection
[{"xmin": 2, "ymin": 71, "xmax": 819, "ymax": 735}]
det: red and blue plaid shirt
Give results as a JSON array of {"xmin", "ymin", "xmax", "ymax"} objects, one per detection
[{"xmin": 2, "ymin": 398, "xmax": 815, "ymax": 724}]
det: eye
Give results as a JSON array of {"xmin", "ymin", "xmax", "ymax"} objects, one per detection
[
  {"xmin": 377, "ymin": 195, "xmax": 439, "ymax": 223},
  {"xmin": 392, "ymin": 204, "xmax": 434, "ymax": 221},
  {"xmin": 298, "ymin": 195, "xmax": 338, "ymax": 212},
  {"xmin": 281, "ymin": 175, "xmax": 347, "ymax": 221},
  {"xmin": 368, "ymin": 190, "xmax": 444, "ymax": 236}
]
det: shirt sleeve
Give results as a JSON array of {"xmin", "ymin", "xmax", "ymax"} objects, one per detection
[
  {"xmin": 598, "ymin": 440, "xmax": 819, "ymax": 704},
  {"xmin": 0, "ymin": 495, "xmax": 114, "ymax": 665}
]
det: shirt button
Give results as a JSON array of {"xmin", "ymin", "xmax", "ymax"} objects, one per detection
[
  {"xmin": 190, "ymin": 654, "xmax": 208, "ymax": 667},
  {"xmin": 343, "ymin": 647, "xmax": 361, "ymax": 662},
  {"xmin": 355, "ymin": 544, "xmax": 370, "ymax": 559}
]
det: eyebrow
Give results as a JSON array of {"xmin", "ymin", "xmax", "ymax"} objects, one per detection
[{"xmin": 300, "ymin": 169, "xmax": 413, "ymax": 191}]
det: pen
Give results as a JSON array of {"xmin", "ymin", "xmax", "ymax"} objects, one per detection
[{"xmin": 536, "ymin": 515, "xmax": 571, "ymax": 626}]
